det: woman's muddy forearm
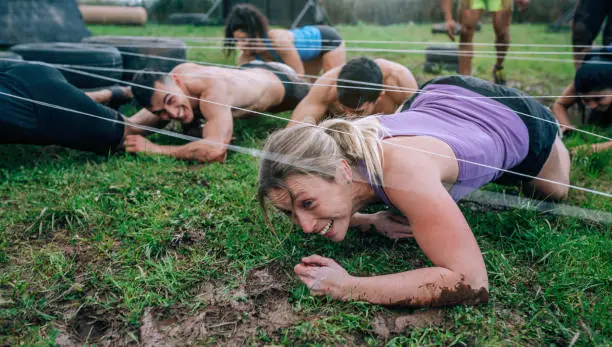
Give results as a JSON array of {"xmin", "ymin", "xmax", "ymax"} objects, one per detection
[{"xmin": 344, "ymin": 267, "xmax": 489, "ymax": 308}]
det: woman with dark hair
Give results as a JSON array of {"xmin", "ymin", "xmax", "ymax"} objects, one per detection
[
  {"xmin": 552, "ymin": 48, "xmax": 612, "ymax": 152},
  {"xmin": 224, "ymin": 4, "xmax": 346, "ymax": 80},
  {"xmin": 257, "ymin": 76, "xmax": 571, "ymax": 308}
]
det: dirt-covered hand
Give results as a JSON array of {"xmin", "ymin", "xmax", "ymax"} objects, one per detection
[
  {"xmin": 124, "ymin": 135, "xmax": 158, "ymax": 154},
  {"xmin": 294, "ymin": 255, "xmax": 354, "ymax": 301},
  {"xmin": 362, "ymin": 211, "xmax": 413, "ymax": 240}
]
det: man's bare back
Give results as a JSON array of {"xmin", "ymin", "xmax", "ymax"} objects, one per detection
[
  {"xmin": 290, "ymin": 58, "xmax": 418, "ymax": 125},
  {"xmin": 171, "ymin": 63, "xmax": 286, "ymax": 117}
]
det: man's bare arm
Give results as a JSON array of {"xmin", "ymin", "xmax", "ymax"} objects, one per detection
[
  {"xmin": 289, "ymin": 84, "xmax": 332, "ymax": 127},
  {"xmin": 551, "ymin": 83, "xmax": 578, "ymax": 133},
  {"xmin": 387, "ymin": 63, "xmax": 419, "ymax": 105},
  {"xmin": 441, "ymin": 0, "xmax": 456, "ymax": 41},
  {"xmin": 572, "ymin": 141, "xmax": 612, "ymax": 154},
  {"xmin": 149, "ymin": 89, "xmax": 234, "ymax": 163}
]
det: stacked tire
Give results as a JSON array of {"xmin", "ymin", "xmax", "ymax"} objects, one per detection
[
  {"xmin": 424, "ymin": 45, "xmax": 459, "ymax": 74},
  {"xmin": 0, "ymin": 51, "xmax": 23, "ymax": 70},
  {"xmin": 82, "ymin": 36, "xmax": 187, "ymax": 81},
  {"xmin": 10, "ymin": 43, "xmax": 123, "ymax": 89}
]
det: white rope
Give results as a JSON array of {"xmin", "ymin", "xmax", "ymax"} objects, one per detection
[
  {"xmin": 464, "ymin": 190, "xmax": 612, "ymax": 224},
  {"xmin": 184, "ymin": 37, "xmax": 604, "ymax": 50},
  {"xmin": 77, "ymin": 53, "xmax": 612, "ymax": 142},
  {"xmin": 85, "ymin": 41, "xmax": 594, "ymax": 56},
  {"xmin": 85, "ymin": 42, "xmax": 612, "ymax": 66},
  {"xmin": 1, "ymin": 64, "xmax": 611, "ymax": 222},
  {"xmin": 55, "ymin": 62, "xmax": 612, "ymax": 101},
  {"xmin": 44, "ymin": 62, "xmax": 611, "ymax": 199},
  {"xmin": 3, "ymin": 56, "xmax": 609, "ymax": 142}
]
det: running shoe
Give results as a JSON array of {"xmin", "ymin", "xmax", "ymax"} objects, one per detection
[{"xmin": 492, "ymin": 65, "xmax": 507, "ymax": 85}]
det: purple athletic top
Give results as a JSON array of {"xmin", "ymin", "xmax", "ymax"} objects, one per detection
[{"xmin": 361, "ymin": 83, "xmax": 530, "ymax": 204}]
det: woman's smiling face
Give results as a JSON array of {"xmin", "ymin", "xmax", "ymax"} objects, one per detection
[{"xmin": 266, "ymin": 172, "xmax": 355, "ymax": 242}]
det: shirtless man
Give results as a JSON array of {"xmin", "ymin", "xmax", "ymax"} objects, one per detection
[
  {"xmin": 125, "ymin": 61, "xmax": 309, "ymax": 162},
  {"xmin": 288, "ymin": 57, "xmax": 418, "ymax": 126}
]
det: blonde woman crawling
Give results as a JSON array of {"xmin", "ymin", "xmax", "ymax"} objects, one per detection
[{"xmin": 257, "ymin": 76, "xmax": 570, "ymax": 307}]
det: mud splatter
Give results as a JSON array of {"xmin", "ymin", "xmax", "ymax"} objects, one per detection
[
  {"xmin": 435, "ymin": 283, "xmax": 489, "ymax": 307},
  {"xmin": 373, "ymin": 310, "xmax": 446, "ymax": 338},
  {"xmin": 140, "ymin": 263, "xmax": 299, "ymax": 346},
  {"xmin": 245, "ymin": 261, "xmax": 290, "ymax": 296},
  {"xmin": 394, "ymin": 282, "xmax": 489, "ymax": 308},
  {"xmin": 71, "ymin": 307, "xmax": 110, "ymax": 342},
  {"xmin": 51, "ymin": 306, "xmax": 133, "ymax": 346}
]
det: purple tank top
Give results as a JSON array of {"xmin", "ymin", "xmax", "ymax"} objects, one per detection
[{"xmin": 363, "ymin": 83, "xmax": 529, "ymax": 203}]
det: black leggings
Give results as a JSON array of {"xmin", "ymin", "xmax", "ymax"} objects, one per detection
[
  {"xmin": 0, "ymin": 63, "xmax": 124, "ymax": 154},
  {"xmin": 240, "ymin": 62, "xmax": 310, "ymax": 113},
  {"xmin": 317, "ymin": 25, "xmax": 343, "ymax": 54}
]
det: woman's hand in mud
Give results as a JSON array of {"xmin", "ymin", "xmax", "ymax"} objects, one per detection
[
  {"xmin": 362, "ymin": 211, "xmax": 413, "ymax": 240},
  {"xmin": 294, "ymin": 255, "xmax": 355, "ymax": 301}
]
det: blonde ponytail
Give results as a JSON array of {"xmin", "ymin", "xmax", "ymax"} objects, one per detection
[{"xmin": 321, "ymin": 117, "xmax": 385, "ymax": 186}]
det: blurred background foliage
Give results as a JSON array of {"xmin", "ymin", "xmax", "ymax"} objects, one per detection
[{"xmin": 77, "ymin": 0, "xmax": 579, "ymax": 25}]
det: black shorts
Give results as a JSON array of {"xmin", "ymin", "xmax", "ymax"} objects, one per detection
[
  {"xmin": 411, "ymin": 76, "xmax": 558, "ymax": 186},
  {"xmin": 0, "ymin": 63, "xmax": 124, "ymax": 154},
  {"xmin": 316, "ymin": 25, "xmax": 343, "ymax": 54},
  {"xmin": 240, "ymin": 62, "xmax": 310, "ymax": 113},
  {"xmin": 572, "ymin": 0, "xmax": 612, "ymax": 47}
]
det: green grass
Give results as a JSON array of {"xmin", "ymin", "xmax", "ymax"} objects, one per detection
[{"xmin": 1, "ymin": 23, "xmax": 610, "ymax": 345}]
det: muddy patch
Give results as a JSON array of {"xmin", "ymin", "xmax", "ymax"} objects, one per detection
[
  {"xmin": 245, "ymin": 261, "xmax": 290, "ymax": 295},
  {"xmin": 54, "ymin": 306, "xmax": 134, "ymax": 347},
  {"xmin": 141, "ymin": 262, "xmax": 299, "ymax": 345},
  {"xmin": 171, "ymin": 228, "xmax": 206, "ymax": 247},
  {"xmin": 373, "ymin": 309, "xmax": 446, "ymax": 339}
]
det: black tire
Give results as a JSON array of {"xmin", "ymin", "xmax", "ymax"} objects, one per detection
[
  {"xmin": 0, "ymin": 51, "xmax": 23, "ymax": 70},
  {"xmin": 425, "ymin": 45, "xmax": 460, "ymax": 64},
  {"xmin": 168, "ymin": 13, "xmax": 209, "ymax": 26},
  {"xmin": 424, "ymin": 61, "xmax": 459, "ymax": 74},
  {"xmin": 82, "ymin": 36, "xmax": 187, "ymax": 81},
  {"xmin": 10, "ymin": 43, "xmax": 122, "ymax": 89}
]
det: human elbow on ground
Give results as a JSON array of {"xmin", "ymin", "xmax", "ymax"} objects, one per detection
[{"xmin": 189, "ymin": 144, "xmax": 227, "ymax": 163}]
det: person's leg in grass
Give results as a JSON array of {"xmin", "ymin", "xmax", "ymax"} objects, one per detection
[
  {"xmin": 491, "ymin": 8, "xmax": 512, "ymax": 85},
  {"xmin": 458, "ymin": 6, "xmax": 484, "ymax": 76},
  {"xmin": 317, "ymin": 25, "xmax": 346, "ymax": 74},
  {"xmin": 321, "ymin": 42, "xmax": 346, "ymax": 74},
  {"xmin": 301, "ymin": 26, "xmax": 346, "ymax": 82},
  {"xmin": 572, "ymin": 0, "xmax": 611, "ymax": 70},
  {"xmin": 0, "ymin": 63, "xmax": 126, "ymax": 154},
  {"xmin": 85, "ymin": 86, "xmax": 133, "ymax": 109},
  {"xmin": 303, "ymin": 59, "xmax": 323, "ymax": 82},
  {"xmin": 303, "ymin": 44, "xmax": 344, "ymax": 81},
  {"xmin": 524, "ymin": 136, "xmax": 571, "ymax": 201}
]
